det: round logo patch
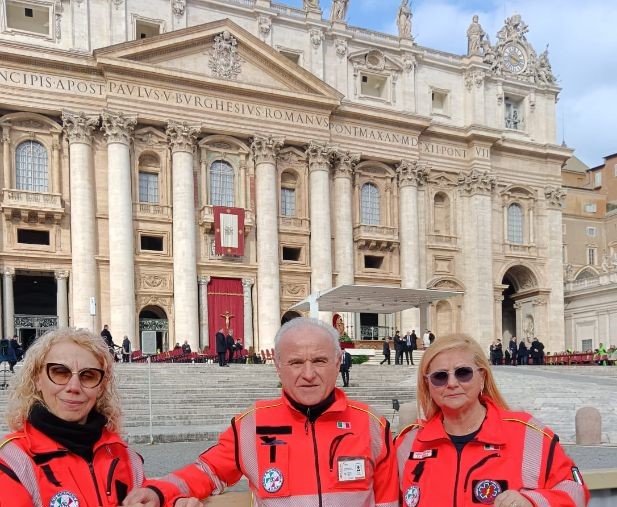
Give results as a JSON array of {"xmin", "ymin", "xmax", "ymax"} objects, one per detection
[
  {"xmin": 404, "ymin": 485, "xmax": 420, "ymax": 507},
  {"xmin": 49, "ymin": 491, "xmax": 79, "ymax": 507},
  {"xmin": 474, "ymin": 479, "xmax": 502, "ymax": 504},
  {"xmin": 261, "ymin": 467, "xmax": 284, "ymax": 493}
]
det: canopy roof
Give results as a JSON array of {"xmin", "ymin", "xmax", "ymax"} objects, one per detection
[{"xmin": 289, "ymin": 284, "xmax": 460, "ymax": 314}]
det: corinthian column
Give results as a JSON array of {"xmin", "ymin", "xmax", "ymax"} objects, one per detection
[
  {"xmin": 102, "ymin": 111, "xmax": 137, "ymax": 342},
  {"xmin": 251, "ymin": 135, "xmax": 283, "ymax": 350},
  {"xmin": 242, "ymin": 278, "xmax": 255, "ymax": 350},
  {"xmin": 167, "ymin": 121, "xmax": 200, "ymax": 350},
  {"xmin": 458, "ymin": 169, "xmax": 496, "ymax": 349},
  {"xmin": 306, "ymin": 141, "xmax": 334, "ymax": 293},
  {"xmin": 332, "ymin": 150, "xmax": 359, "ymax": 286},
  {"xmin": 62, "ymin": 111, "xmax": 99, "ymax": 330},
  {"xmin": 397, "ymin": 160, "xmax": 430, "ymax": 332}
]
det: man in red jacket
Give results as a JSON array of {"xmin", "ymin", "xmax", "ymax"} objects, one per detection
[{"xmin": 124, "ymin": 317, "xmax": 398, "ymax": 507}]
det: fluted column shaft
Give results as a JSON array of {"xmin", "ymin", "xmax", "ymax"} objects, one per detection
[
  {"xmin": 252, "ymin": 135, "xmax": 283, "ymax": 350},
  {"xmin": 2, "ymin": 127, "xmax": 10, "ymax": 189},
  {"xmin": 198, "ymin": 275, "xmax": 210, "ymax": 351},
  {"xmin": 306, "ymin": 142, "xmax": 333, "ymax": 292},
  {"xmin": 3, "ymin": 269, "xmax": 14, "ymax": 337},
  {"xmin": 102, "ymin": 112, "xmax": 137, "ymax": 342},
  {"xmin": 242, "ymin": 278, "xmax": 255, "ymax": 350},
  {"xmin": 52, "ymin": 134, "xmax": 61, "ymax": 194},
  {"xmin": 63, "ymin": 111, "xmax": 99, "ymax": 330},
  {"xmin": 55, "ymin": 271, "xmax": 69, "ymax": 328},
  {"xmin": 168, "ymin": 121, "xmax": 200, "ymax": 350},
  {"xmin": 332, "ymin": 151, "xmax": 359, "ymax": 286}
]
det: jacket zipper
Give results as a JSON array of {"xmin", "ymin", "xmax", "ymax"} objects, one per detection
[
  {"xmin": 329, "ymin": 432, "xmax": 354, "ymax": 471},
  {"xmin": 106, "ymin": 457, "xmax": 120, "ymax": 496},
  {"xmin": 309, "ymin": 420, "xmax": 323, "ymax": 507},
  {"xmin": 463, "ymin": 453, "xmax": 499, "ymax": 493},
  {"xmin": 88, "ymin": 461, "xmax": 104, "ymax": 506},
  {"xmin": 452, "ymin": 448, "xmax": 462, "ymax": 507}
]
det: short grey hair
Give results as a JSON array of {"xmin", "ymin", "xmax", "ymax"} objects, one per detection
[{"xmin": 274, "ymin": 317, "xmax": 342, "ymax": 361}]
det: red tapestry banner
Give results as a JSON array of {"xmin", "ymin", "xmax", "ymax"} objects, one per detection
[
  {"xmin": 214, "ymin": 206, "xmax": 245, "ymax": 256},
  {"xmin": 207, "ymin": 277, "xmax": 244, "ymax": 351}
]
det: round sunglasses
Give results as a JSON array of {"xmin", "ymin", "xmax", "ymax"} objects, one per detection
[
  {"xmin": 45, "ymin": 363, "xmax": 105, "ymax": 388},
  {"xmin": 425, "ymin": 366, "xmax": 478, "ymax": 387}
]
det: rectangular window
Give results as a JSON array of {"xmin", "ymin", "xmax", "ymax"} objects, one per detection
[
  {"xmin": 584, "ymin": 203, "xmax": 597, "ymax": 213},
  {"xmin": 581, "ymin": 339, "xmax": 592, "ymax": 352},
  {"xmin": 282, "ymin": 246, "xmax": 301, "ymax": 262},
  {"xmin": 6, "ymin": 1, "xmax": 51, "ymax": 36},
  {"xmin": 360, "ymin": 74, "xmax": 388, "ymax": 100},
  {"xmin": 280, "ymin": 188, "xmax": 295, "ymax": 217},
  {"xmin": 140, "ymin": 235, "xmax": 164, "ymax": 252},
  {"xmin": 139, "ymin": 172, "xmax": 159, "ymax": 203},
  {"xmin": 586, "ymin": 227, "xmax": 597, "ymax": 237},
  {"xmin": 17, "ymin": 228, "xmax": 49, "ymax": 245},
  {"xmin": 135, "ymin": 19, "xmax": 161, "ymax": 39},
  {"xmin": 364, "ymin": 255, "xmax": 383, "ymax": 269},
  {"xmin": 593, "ymin": 172, "xmax": 602, "ymax": 188},
  {"xmin": 431, "ymin": 90, "xmax": 448, "ymax": 115},
  {"xmin": 279, "ymin": 50, "xmax": 301, "ymax": 65},
  {"xmin": 587, "ymin": 247, "xmax": 597, "ymax": 266}
]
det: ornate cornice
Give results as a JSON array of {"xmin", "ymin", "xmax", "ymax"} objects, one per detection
[
  {"xmin": 457, "ymin": 168, "xmax": 496, "ymax": 196},
  {"xmin": 396, "ymin": 159, "xmax": 430, "ymax": 188},
  {"xmin": 166, "ymin": 121, "xmax": 199, "ymax": 153},
  {"xmin": 62, "ymin": 111, "xmax": 99, "ymax": 145},
  {"xmin": 305, "ymin": 141, "xmax": 333, "ymax": 173},
  {"xmin": 101, "ymin": 111, "xmax": 137, "ymax": 145},
  {"xmin": 331, "ymin": 150, "xmax": 360, "ymax": 178},
  {"xmin": 251, "ymin": 135, "xmax": 283, "ymax": 165},
  {"xmin": 544, "ymin": 186, "xmax": 566, "ymax": 209}
]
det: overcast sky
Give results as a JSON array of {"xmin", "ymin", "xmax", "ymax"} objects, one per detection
[{"xmin": 287, "ymin": 0, "xmax": 614, "ymax": 168}]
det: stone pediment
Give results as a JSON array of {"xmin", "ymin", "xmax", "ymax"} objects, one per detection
[
  {"xmin": 94, "ymin": 19, "xmax": 342, "ymax": 103},
  {"xmin": 348, "ymin": 49, "xmax": 404, "ymax": 73}
]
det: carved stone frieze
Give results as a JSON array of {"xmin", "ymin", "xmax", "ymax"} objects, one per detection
[
  {"xmin": 101, "ymin": 111, "xmax": 137, "ymax": 145},
  {"xmin": 166, "ymin": 121, "xmax": 199, "ymax": 153},
  {"xmin": 258, "ymin": 16, "xmax": 271, "ymax": 39},
  {"xmin": 112, "ymin": 0, "xmax": 123, "ymax": 9},
  {"xmin": 251, "ymin": 135, "xmax": 283, "ymax": 165},
  {"xmin": 396, "ymin": 159, "xmax": 430, "ymax": 188},
  {"xmin": 137, "ymin": 295, "xmax": 172, "ymax": 313},
  {"xmin": 544, "ymin": 186, "xmax": 566, "ymax": 209},
  {"xmin": 331, "ymin": 150, "xmax": 360, "ymax": 178},
  {"xmin": 402, "ymin": 54, "xmax": 416, "ymax": 73},
  {"xmin": 62, "ymin": 111, "xmax": 99, "ymax": 145},
  {"xmin": 172, "ymin": 0, "xmax": 186, "ymax": 17},
  {"xmin": 140, "ymin": 273, "xmax": 171, "ymax": 290},
  {"xmin": 310, "ymin": 28, "xmax": 323, "ymax": 49},
  {"xmin": 464, "ymin": 70, "xmax": 484, "ymax": 90},
  {"xmin": 457, "ymin": 168, "xmax": 496, "ymax": 196},
  {"xmin": 335, "ymin": 38, "xmax": 347, "ymax": 58},
  {"xmin": 209, "ymin": 31, "xmax": 243, "ymax": 80},
  {"xmin": 282, "ymin": 283, "xmax": 309, "ymax": 298}
]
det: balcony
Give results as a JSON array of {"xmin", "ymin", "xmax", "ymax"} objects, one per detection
[
  {"xmin": 1, "ymin": 189, "xmax": 64, "ymax": 224},
  {"xmin": 279, "ymin": 216, "xmax": 310, "ymax": 233},
  {"xmin": 504, "ymin": 242, "xmax": 538, "ymax": 257},
  {"xmin": 353, "ymin": 224, "xmax": 398, "ymax": 251},
  {"xmin": 133, "ymin": 202, "xmax": 172, "ymax": 220},
  {"xmin": 199, "ymin": 205, "xmax": 255, "ymax": 232},
  {"xmin": 427, "ymin": 233, "xmax": 459, "ymax": 249}
]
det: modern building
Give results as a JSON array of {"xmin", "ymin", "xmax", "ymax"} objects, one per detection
[{"xmin": 0, "ymin": 0, "xmax": 569, "ymax": 353}]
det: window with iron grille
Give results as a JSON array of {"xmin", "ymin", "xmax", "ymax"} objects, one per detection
[
  {"xmin": 138, "ymin": 172, "xmax": 159, "ymax": 203},
  {"xmin": 15, "ymin": 140, "xmax": 48, "ymax": 192},
  {"xmin": 360, "ymin": 183, "xmax": 380, "ymax": 225},
  {"xmin": 507, "ymin": 203, "xmax": 523, "ymax": 243},
  {"xmin": 280, "ymin": 187, "xmax": 295, "ymax": 217},
  {"xmin": 209, "ymin": 160, "xmax": 234, "ymax": 206}
]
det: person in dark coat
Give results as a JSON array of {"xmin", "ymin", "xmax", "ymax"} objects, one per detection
[
  {"xmin": 380, "ymin": 337, "xmax": 391, "ymax": 365},
  {"xmin": 517, "ymin": 339, "xmax": 529, "ymax": 365},
  {"xmin": 100, "ymin": 325, "xmax": 118, "ymax": 361},
  {"xmin": 0, "ymin": 338, "xmax": 17, "ymax": 373},
  {"xmin": 226, "ymin": 329, "xmax": 235, "ymax": 363},
  {"xmin": 409, "ymin": 329, "xmax": 418, "ymax": 365},
  {"xmin": 508, "ymin": 336, "xmax": 518, "ymax": 365},
  {"xmin": 215, "ymin": 328, "xmax": 228, "ymax": 367},
  {"xmin": 393, "ymin": 331, "xmax": 403, "ymax": 365},
  {"xmin": 339, "ymin": 350, "xmax": 352, "ymax": 387},
  {"xmin": 530, "ymin": 337, "xmax": 545, "ymax": 365}
]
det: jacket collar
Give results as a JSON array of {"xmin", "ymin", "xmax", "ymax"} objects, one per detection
[{"xmin": 282, "ymin": 388, "xmax": 348, "ymax": 419}]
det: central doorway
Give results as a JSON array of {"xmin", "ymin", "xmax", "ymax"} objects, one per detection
[{"xmin": 139, "ymin": 306, "xmax": 168, "ymax": 352}]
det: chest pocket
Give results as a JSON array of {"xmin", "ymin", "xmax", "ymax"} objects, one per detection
[
  {"xmin": 328, "ymin": 433, "xmax": 372, "ymax": 491},
  {"xmin": 257, "ymin": 436, "xmax": 290, "ymax": 497}
]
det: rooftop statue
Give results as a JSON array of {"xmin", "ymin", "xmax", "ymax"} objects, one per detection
[
  {"xmin": 466, "ymin": 15, "xmax": 486, "ymax": 56},
  {"xmin": 330, "ymin": 0, "xmax": 348, "ymax": 22},
  {"xmin": 397, "ymin": 0, "xmax": 412, "ymax": 39}
]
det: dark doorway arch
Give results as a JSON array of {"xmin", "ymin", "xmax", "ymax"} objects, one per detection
[
  {"xmin": 139, "ymin": 305, "xmax": 168, "ymax": 352},
  {"xmin": 14, "ymin": 272, "xmax": 57, "ymax": 350},
  {"xmin": 501, "ymin": 265, "xmax": 539, "ymax": 341},
  {"xmin": 281, "ymin": 311, "xmax": 301, "ymax": 325}
]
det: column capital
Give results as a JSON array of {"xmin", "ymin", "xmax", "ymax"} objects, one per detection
[
  {"xmin": 331, "ymin": 150, "xmax": 360, "ymax": 178},
  {"xmin": 197, "ymin": 275, "xmax": 211, "ymax": 285},
  {"xmin": 101, "ymin": 111, "xmax": 137, "ymax": 145},
  {"xmin": 3, "ymin": 267, "xmax": 15, "ymax": 278},
  {"xmin": 251, "ymin": 134, "xmax": 284, "ymax": 165},
  {"xmin": 242, "ymin": 277, "xmax": 255, "ymax": 289},
  {"xmin": 166, "ymin": 121, "xmax": 200, "ymax": 153},
  {"xmin": 457, "ymin": 168, "xmax": 496, "ymax": 196},
  {"xmin": 1, "ymin": 125, "xmax": 10, "ymax": 143},
  {"xmin": 544, "ymin": 186, "xmax": 566, "ymax": 209},
  {"xmin": 55, "ymin": 270, "xmax": 70, "ymax": 280},
  {"xmin": 305, "ymin": 141, "xmax": 333, "ymax": 173},
  {"xmin": 62, "ymin": 110, "xmax": 99, "ymax": 145},
  {"xmin": 396, "ymin": 159, "xmax": 430, "ymax": 188}
]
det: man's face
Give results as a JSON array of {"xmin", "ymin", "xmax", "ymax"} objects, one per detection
[{"xmin": 275, "ymin": 326, "xmax": 341, "ymax": 406}]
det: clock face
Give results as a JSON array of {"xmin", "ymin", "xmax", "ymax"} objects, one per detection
[{"xmin": 503, "ymin": 44, "xmax": 526, "ymax": 74}]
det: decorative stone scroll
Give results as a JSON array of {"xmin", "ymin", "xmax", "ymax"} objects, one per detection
[
  {"xmin": 101, "ymin": 111, "xmax": 137, "ymax": 145},
  {"xmin": 251, "ymin": 135, "xmax": 283, "ymax": 165},
  {"xmin": 166, "ymin": 121, "xmax": 199, "ymax": 153},
  {"xmin": 457, "ymin": 168, "xmax": 496, "ymax": 196},
  {"xmin": 62, "ymin": 111, "xmax": 99, "ymax": 145},
  {"xmin": 396, "ymin": 159, "xmax": 430, "ymax": 188},
  {"xmin": 331, "ymin": 149, "xmax": 360, "ymax": 178},
  {"xmin": 209, "ymin": 31, "xmax": 243, "ymax": 80},
  {"xmin": 544, "ymin": 186, "xmax": 566, "ymax": 209}
]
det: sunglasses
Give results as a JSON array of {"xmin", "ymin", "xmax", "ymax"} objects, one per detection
[
  {"xmin": 425, "ymin": 366, "xmax": 478, "ymax": 387},
  {"xmin": 45, "ymin": 363, "xmax": 105, "ymax": 388}
]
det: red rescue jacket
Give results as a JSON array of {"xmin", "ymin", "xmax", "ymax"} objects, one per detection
[
  {"xmin": 395, "ymin": 397, "xmax": 589, "ymax": 507},
  {"xmin": 0, "ymin": 422, "xmax": 145, "ymax": 507}
]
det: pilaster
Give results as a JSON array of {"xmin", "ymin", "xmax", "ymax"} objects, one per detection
[
  {"xmin": 198, "ymin": 275, "xmax": 211, "ymax": 351},
  {"xmin": 242, "ymin": 277, "xmax": 255, "ymax": 350},
  {"xmin": 3, "ymin": 268, "xmax": 15, "ymax": 338}
]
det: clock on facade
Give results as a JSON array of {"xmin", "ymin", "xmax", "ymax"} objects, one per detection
[{"xmin": 502, "ymin": 44, "xmax": 526, "ymax": 74}]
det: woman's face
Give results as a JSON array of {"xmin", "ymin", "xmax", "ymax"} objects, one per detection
[
  {"xmin": 36, "ymin": 341, "xmax": 105, "ymax": 424},
  {"xmin": 426, "ymin": 348, "xmax": 485, "ymax": 416}
]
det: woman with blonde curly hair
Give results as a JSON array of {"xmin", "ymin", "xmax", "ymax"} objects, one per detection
[
  {"xmin": 0, "ymin": 328, "xmax": 146, "ymax": 507},
  {"xmin": 395, "ymin": 334, "xmax": 589, "ymax": 507}
]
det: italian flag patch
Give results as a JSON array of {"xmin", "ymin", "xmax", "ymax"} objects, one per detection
[{"xmin": 337, "ymin": 421, "xmax": 351, "ymax": 429}]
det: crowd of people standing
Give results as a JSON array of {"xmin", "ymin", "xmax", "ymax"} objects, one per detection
[{"xmin": 491, "ymin": 336, "xmax": 546, "ymax": 365}]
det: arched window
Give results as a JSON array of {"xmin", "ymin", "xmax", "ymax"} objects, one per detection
[
  {"xmin": 16, "ymin": 140, "xmax": 48, "ymax": 192},
  {"xmin": 360, "ymin": 183, "xmax": 380, "ymax": 225},
  {"xmin": 507, "ymin": 203, "xmax": 523, "ymax": 243},
  {"xmin": 280, "ymin": 171, "xmax": 297, "ymax": 217},
  {"xmin": 209, "ymin": 160, "xmax": 234, "ymax": 206},
  {"xmin": 433, "ymin": 192, "xmax": 451, "ymax": 235},
  {"xmin": 138, "ymin": 153, "xmax": 160, "ymax": 203}
]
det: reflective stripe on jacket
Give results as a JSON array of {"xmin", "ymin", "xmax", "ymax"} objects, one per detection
[
  {"xmin": 394, "ymin": 397, "xmax": 589, "ymax": 507},
  {"xmin": 0, "ymin": 422, "xmax": 145, "ymax": 507},
  {"xmin": 149, "ymin": 388, "xmax": 399, "ymax": 507}
]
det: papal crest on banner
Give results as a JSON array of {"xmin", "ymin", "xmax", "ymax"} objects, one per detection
[{"xmin": 213, "ymin": 206, "xmax": 245, "ymax": 256}]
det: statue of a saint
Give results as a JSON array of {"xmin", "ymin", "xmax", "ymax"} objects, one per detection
[
  {"xmin": 330, "ymin": 0, "xmax": 348, "ymax": 22},
  {"xmin": 397, "ymin": 0, "xmax": 412, "ymax": 39},
  {"xmin": 466, "ymin": 15, "xmax": 485, "ymax": 55},
  {"xmin": 303, "ymin": 0, "xmax": 320, "ymax": 10}
]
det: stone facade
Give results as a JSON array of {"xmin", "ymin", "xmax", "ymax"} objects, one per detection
[{"xmin": 0, "ymin": 1, "xmax": 568, "ymax": 353}]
